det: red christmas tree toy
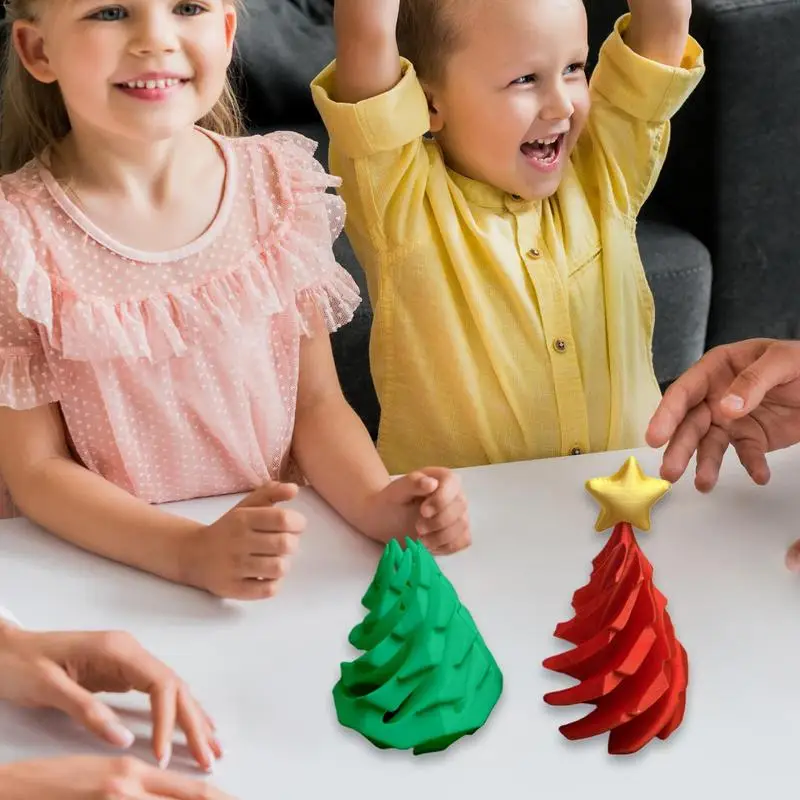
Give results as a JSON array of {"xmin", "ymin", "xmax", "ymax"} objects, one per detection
[{"xmin": 543, "ymin": 456, "xmax": 688, "ymax": 755}]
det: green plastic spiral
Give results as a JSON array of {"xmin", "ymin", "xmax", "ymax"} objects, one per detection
[{"xmin": 333, "ymin": 538, "xmax": 503, "ymax": 754}]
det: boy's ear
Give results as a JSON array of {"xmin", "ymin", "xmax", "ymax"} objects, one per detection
[
  {"xmin": 423, "ymin": 84, "xmax": 445, "ymax": 134},
  {"xmin": 12, "ymin": 21, "xmax": 57, "ymax": 84}
]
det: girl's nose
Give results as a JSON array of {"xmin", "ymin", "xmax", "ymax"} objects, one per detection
[{"xmin": 129, "ymin": 11, "xmax": 180, "ymax": 55}]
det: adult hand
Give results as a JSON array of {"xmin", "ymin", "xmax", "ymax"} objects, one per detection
[
  {"xmin": 0, "ymin": 627, "xmax": 220, "ymax": 771},
  {"xmin": 0, "ymin": 755, "xmax": 234, "ymax": 800},
  {"xmin": 646, "ymin": 338, "xmax": 800, "ymax": 490}
]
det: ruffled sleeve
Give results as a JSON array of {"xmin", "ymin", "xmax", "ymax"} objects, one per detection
[
  {"xmin": 252, "ymin": 132, "xmax": 362, "ymax": 336},
  {"xmin": 0, "ymin": 185, "xmax": 60, "ymax": 410}
]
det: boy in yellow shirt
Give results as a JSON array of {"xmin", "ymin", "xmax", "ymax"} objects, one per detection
[{"xmin": 311, "ymin": 0, "xmax": 704, "ymax": 474}]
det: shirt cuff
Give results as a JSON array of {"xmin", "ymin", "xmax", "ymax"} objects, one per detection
[
  {"xmin": 0, "ymin": 606, "xmax": 20, "ymax": 627},
  {"xmin": 311, "ymin": 58, "xmax": 431, "ymax": 160},
  {"xmin": 591, "ymin": 13, "xmax": 705, "ymax": 123}
]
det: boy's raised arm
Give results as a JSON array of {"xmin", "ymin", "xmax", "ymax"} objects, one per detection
[
  {"xmin": 332, "ymin": 0, "xmax": 403, "ymax": 103},
  {"xmin": 624, "ymin": 0, "xmax": 692, "ymax": 66}
]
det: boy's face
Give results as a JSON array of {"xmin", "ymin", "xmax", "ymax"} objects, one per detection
[{"xmin": 428, "ymin": 0, "xmax": 590, "ymax": 201}]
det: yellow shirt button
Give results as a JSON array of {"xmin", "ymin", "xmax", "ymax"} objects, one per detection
[
  {"xmin": 570, "ymin": 447, "xmax": 582, "ymax": 456},
  {"xmin": 553, "ymin": 338, "xmax": 567, "ymax": 353},
  {"xmin": 527, "ymin": 248, "xmax": 541, "ymax": 258}
]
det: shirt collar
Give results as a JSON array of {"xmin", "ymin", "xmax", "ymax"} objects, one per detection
[{"xmin": 446, "ymin": 167, "xmax": 541, "ymax": 213}]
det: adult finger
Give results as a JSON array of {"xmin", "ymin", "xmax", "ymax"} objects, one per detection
[
  {"xmin": 785, "ymin": 539, "xmax": 800, "ymax": 573},
  {"xmin": 646, "ymin": 360, "xmax": 717, "ymax": 447},
  {"xmin": 34, "ymin": 661, "xmax": 135, "ymax": 748},
  {"xmin": 659, "ymin": 403, "xmax": 713, "ymax": 483},
  {"xmin": 174, "ymin": 683, "xmax": 215, "ymax": 773},
  {"xmin": 720, "ymin": 344, "xmax": 800, "ymax": 417},
  {"xmin": 732, "ymin": 436, "xmax": 771, "ymax": 486},
  {"xmin": 149, "ymin": 678, "xmax": 179, "ymax": 769},
  {"xmin": 693, "ymin": 424, "xmax": 729, "ymax": 493},
  {"xmin": 417, "ymin": 495, "xmax": 467, "ymax": 535},
  {"xmin": 141, "ymin": 761, "xmax": 235, "ymax": 799}
]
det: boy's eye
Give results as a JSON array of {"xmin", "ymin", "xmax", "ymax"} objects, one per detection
[
  {"xmin": 89, "ymin": 6, "xmax": 127, "ymax": 21},
  {"xmin": 565, "ymin": 62, "xmax": 587, "ymax": 75},
  {"xmin": 512, "ymin": 74, "xmax": 536, "ymax": 86}
]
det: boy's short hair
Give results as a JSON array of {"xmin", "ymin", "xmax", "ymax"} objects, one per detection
[{"xmin": 397, "ymin": 0, "xmax": 464, "ymax": 84}]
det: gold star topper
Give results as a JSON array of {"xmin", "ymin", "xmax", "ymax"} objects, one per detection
[{"xmin": 585, "ymin": 456, "xmax": 671, "ymax": 532}]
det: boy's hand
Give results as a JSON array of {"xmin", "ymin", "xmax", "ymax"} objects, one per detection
[
  {"xmin": 180, "ymin": 482, "xmax": 306, "ymax": 601},
  {"xmin": 625, "ymin": 0, "xmax": 692, "ymax": 66},
  {"xmin": 371, "ymin": 468, "xmax": 471, "ymax": 555}
]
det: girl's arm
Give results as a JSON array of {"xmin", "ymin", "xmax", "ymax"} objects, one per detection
[
  {"xmin": 0, "ymin": 404, "xmax": 302, "ymax": 598},
  {"xmin": 0, "ymin": 403, "xmax": 199, "ymax": 583}
]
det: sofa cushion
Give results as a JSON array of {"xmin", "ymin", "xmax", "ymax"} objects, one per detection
[
  {"xmin": 637, "ymin": 219, "xmax": 712, "ymax": 385},
  {"xmin": 234, "ymin": 0, "xmax": 335, "ymax": 128}
]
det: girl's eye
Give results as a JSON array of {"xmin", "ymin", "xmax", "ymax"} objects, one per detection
[
  {"xmin": 89, "ymin": 6, "xmax": 127, "ymax": 21},
  {"xmin": 512, "ymin": 74, "xmax": 536, "ymax": 86},
  {"xmin": 175, "ymin": 2, "xmax": 205, "ymax": 14},
  {"xmin": 565, "ymin": 62, "xmax": 586, "ymax": 75}
]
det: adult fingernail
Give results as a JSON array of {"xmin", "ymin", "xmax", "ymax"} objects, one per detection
[
  {"xmin": 786, "ymin": 547, "xmax": 800, "ymax": 572},
  {"xmin": 722, "ymin": 394, "xmax": 744, "ymax": 411},
  {"xmin": 205, "ymin": 749, "xmax": 216, "ymax": 774},
  {"xmin": 158, "ymin": 743, "xmax": 172, "ymax": 770},
  {"xmin": 104, "ymin": 720, "xmax": 135, "ymax": 749}
]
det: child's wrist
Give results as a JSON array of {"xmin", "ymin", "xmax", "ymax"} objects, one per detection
[
  {"xmin": 167, "ymin": 522, "xmax": 208, "ymax": 590},
  {"xmin": 334, "ymin": 0, "xmax": 399, "ymax": 38}
]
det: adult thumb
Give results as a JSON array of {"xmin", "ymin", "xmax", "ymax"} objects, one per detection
[
  {"xmin": 236, "ymin": 480, "xmax": 299, "ymax": 509},
  {"xmin": 786, "ymin": 539, "xmax": 800, "ymax": 573},
  {"xmin": 721, "ymin": 347, "xmax": 800, "ymax": 417},
  {"xmin": 37, "ymin": 662, "xmax": 135, "ymax": 748}
]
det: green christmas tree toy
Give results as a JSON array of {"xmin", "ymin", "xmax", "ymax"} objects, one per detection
[{"xmin": 333, "ymin": 538, "xmax": 503, "ymax": 754}]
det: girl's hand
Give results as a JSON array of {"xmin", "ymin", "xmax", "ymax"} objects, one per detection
[
  {"xmin": 373, "ymin": 468, "xmax": 471, "ymax": 555},
  {"xmin": 0, "ymin": 627, "xmax": 219, "ymax": 772},
  {"xmin": 0, "ymin": 755, "xmax": 235, "ymax": 800},
  {"xmin": 180, "ymin": 482, "xmax": 306, "ymax": 601}
]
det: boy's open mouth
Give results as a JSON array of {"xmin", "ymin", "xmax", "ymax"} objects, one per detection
[{"xmin": 520, "ymin": 134, "xmax": 565, "ymax": 167}]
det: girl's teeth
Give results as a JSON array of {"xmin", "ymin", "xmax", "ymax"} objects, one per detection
[{"xmin": 123, "ymin": 78, "xmax": 182, "ymax": 90}]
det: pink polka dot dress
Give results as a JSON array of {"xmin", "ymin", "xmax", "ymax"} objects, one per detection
[{"xmin": 0, "ymin": 131, "xmax": 361, "ymax": 517}]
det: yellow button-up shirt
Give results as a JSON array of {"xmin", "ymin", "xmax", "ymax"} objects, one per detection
[{"xmin": 312, "ymin": 16, "xmax": 704, "ymax": 474}]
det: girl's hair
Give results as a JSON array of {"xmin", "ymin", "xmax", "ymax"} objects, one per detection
[{"xmin": 0, "ymin": 0, "xmax": 244, "ymax": 175}]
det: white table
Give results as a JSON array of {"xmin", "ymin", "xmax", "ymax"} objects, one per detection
[{"xmin": 1, "ymin": 445, "xmax": 800, "ymax": 799}]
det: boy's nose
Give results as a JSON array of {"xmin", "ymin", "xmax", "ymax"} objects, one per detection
[{"xmin": 541, "ymin": 84, "xmax": 574, "ymax": 121}]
